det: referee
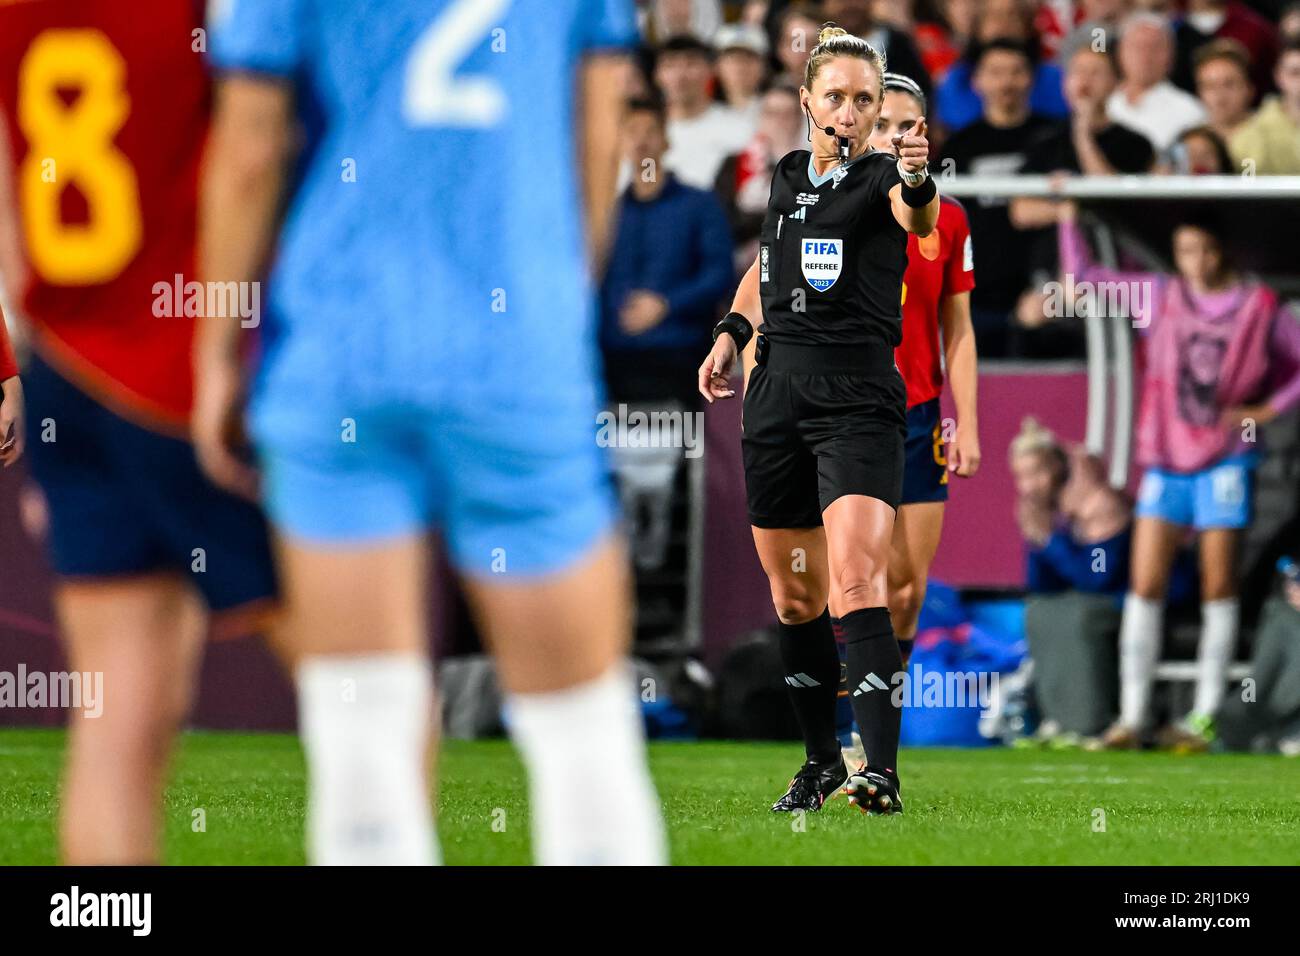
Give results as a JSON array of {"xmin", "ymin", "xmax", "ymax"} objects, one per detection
[{"xmin": 697, "ymin": 25, "xmax": 938, "ymax": 815}]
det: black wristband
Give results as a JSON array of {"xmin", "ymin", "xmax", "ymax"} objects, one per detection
[
  {"xmin": 901, "ymin": 175, "xmax": 937, "ymax": 207},
  {"xmin": 712, "ymin": 311, "xmax": 754, "ymax": 349}
]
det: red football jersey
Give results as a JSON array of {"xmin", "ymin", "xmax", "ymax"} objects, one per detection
[
  {"xmin": 894, "ymin": 196, "xmax": 975, "ymax": 409},
  {"xmin": 0, "ymin": 312, "xmax": 17, "ymax": 380},
  {"xmin": 0, "ymin": 0, "xmax": 208, "ymax": 431}
]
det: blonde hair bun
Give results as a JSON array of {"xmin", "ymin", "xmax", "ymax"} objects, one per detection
[
  {"xmin": 1009, "ymin": 416, "xmax": 1064, "ymax": 463},
  {"xmin": 804, "ymin": 23, "xmax": 886, "ymax": 91},
  {"xmin": 817, "ymin": 25, "xmax": 849, "ymax": 45}
]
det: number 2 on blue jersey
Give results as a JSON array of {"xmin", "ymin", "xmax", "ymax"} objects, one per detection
[{"xmin": 403, "ymin": 0, "xmax": 512, "ymax": 128}]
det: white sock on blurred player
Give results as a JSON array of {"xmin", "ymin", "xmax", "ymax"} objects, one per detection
[
  {"xmin": 506, "ymin": 662, "xmax": 666, "ymax": 865},
  {"xmin": 1192, "ymin": 598, "xmax": 1238, "ymax": 719},
  {"xmin": 1119, "ymin": 593, "xmax": 1162, "ymax": 729},
  {"xmin": 297, "ymin": 653, "xmax": 438, "ymax": 865}
]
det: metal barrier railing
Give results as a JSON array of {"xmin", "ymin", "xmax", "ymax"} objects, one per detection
[
  {"xmin": 939, "ymin": 175, "xmax": 1300, "ymax": 490},
  {"xmin": 939, "ymin": 174, "xmax": 1300, "ymax": 198}
]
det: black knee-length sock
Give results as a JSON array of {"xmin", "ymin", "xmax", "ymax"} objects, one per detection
[
  {"xmin": 777, "ymin": 609, "xmax": 841, "ymax": 764},
  {"xmin": 840, "ymin": 606, "xmax": 903, "ymax": 775}
]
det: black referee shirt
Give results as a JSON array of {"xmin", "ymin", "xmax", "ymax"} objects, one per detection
[{"xmin": 757, "ymin": 148, "xmax": 906, "ymax": 349}]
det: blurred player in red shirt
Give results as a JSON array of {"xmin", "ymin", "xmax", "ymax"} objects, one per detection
[
  {"xmin": 0, "ymin": 0, "xmax": 276, "ymax": 864},
  {"xmin": 879, "ymin": 73, "xmax": 981, "ymax": 652},
  {"xmin": 833, "ymin": 72, "xmax": 982, "ymax": 762}
]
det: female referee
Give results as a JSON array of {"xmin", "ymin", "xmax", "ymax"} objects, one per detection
[
  {"xmin": 832, "ymin": 72, "xmax": 982, "ymax": 767},
  {"xmin": 697, "ymin": 26, "xmax": 939, "ymax": 815}
]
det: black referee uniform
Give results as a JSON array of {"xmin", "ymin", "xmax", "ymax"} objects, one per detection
[
  {"xmin": 743, "ymin": 147, "xmax": 909, "ymax": 526},
  {"xmin": 740, "ymin": 144, "xmax": 916, "ymax": 812}
]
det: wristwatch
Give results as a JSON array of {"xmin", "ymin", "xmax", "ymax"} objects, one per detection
[{"xmin": 897, "ymin": 158, "xmax": 929, "ymax": 188}]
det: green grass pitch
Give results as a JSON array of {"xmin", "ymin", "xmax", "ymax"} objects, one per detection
[{"xmin": 1, "ymin": 728, "xmax": 1297, "ymax": 865}]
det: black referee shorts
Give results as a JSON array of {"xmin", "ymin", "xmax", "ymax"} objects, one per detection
[{"xmin": 742, "ymin": 339, "xmax": 906, "ymax": 528}]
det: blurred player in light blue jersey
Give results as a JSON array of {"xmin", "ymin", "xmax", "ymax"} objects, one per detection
[{"xmin": 195, "ymin": 0, "xmax": 665, "ymax": 865}]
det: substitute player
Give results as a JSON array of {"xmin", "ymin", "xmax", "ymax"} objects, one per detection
[
  {"xmin": 198, "ymin": 0, "xmax": 665, "ymax": 864},
  {"xmin": 835, "ymin": 73, "xmax": 981, "ymax": 765},
  {"xmin": 1058, "ymin": 200, "xmax": 1300, "ymax": 751},
  {"xmin": 0, "ymin": 2, "xmax": 277, "ymax": 863},
  {"xmin": 698, "ymin": 26, "xmax": 939, "ymax": 815}
]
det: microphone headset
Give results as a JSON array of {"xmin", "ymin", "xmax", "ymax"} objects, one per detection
[
  {"xmin": 803, "ymin": 72, "xmax": 928, "ymax": 165},
  {"xmin": 802, "ymin": 101, "xmax": 851, "ymax": 163}
]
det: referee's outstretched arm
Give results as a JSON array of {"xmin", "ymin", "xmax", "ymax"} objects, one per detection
[{"xmin": 889, "ymin": 116, "xmax": 939, "ymax": 238}]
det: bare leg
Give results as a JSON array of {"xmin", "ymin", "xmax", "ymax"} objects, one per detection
[
  {"xmin": 1129, "ymin": 516, "xmax": 1184, "ymax": 603},
  {"xmin": 274, "ymin": 534, "xmax": 429, "ymax": 656},
  {"xmin": 1197, "ymin": 528, "xmax": 1239, "ymax": 603},
  {"xmin": 461, "ymin": 531, "xmax": 665, "ymax": 865},
  {"xmin": 58, "ymin": 575, "xmax": 205, "ymax": 864},
  {"xmin": 461, "ymin": 531, "xmax": 633, "ymax": 694},
  {"xmin": 750, "ymin": 525, "xmax": 829, "ymax": 625},
  {"xmin": 823, "ymin": 494, "xmax": 895, "ymax": 618},
  {"xmin": 276, "ymin": 534, "xmax": 437, "ymax": 865},
  {"xmin": 887, "ymin": 501, "xmax": 945, "ymax": 660}
]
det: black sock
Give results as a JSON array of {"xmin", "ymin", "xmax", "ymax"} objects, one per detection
[
  {"xmin": 898, "ymin": 637, "xmax": 915, "ymax": 668},
  {"xmin": 777, "ymin": 609, "xmax": 840, "ymax": 764},
  {"xmin": 841, "ymin": 606, "xmax": 903, "ymax": 774}
]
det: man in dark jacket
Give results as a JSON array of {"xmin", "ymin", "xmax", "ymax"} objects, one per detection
[{"xmin": 601, "ymin": 97, "xmax": 735, "ymax": 406}]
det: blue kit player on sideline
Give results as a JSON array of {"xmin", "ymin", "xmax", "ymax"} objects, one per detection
[{"xmin": 196, "ymin": 0, "xmax": 665, "ymax": 865}]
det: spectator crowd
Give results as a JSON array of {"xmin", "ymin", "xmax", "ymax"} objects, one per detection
[
  {"xmin": 603, "ymin": 0, "xmax": 1300, "ymax": 375},
  {"xmin": 603, "ymin": 2, "xmax": 1300, "ymax": 757}
]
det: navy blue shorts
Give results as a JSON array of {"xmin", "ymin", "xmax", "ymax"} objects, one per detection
[
  {"xmin": 23, "ymin": 356, "xmax": 277, "ymax": 620},
  {"xmin": 900, "ymin": 398, "xmax": 948, "ymax": 505}
]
